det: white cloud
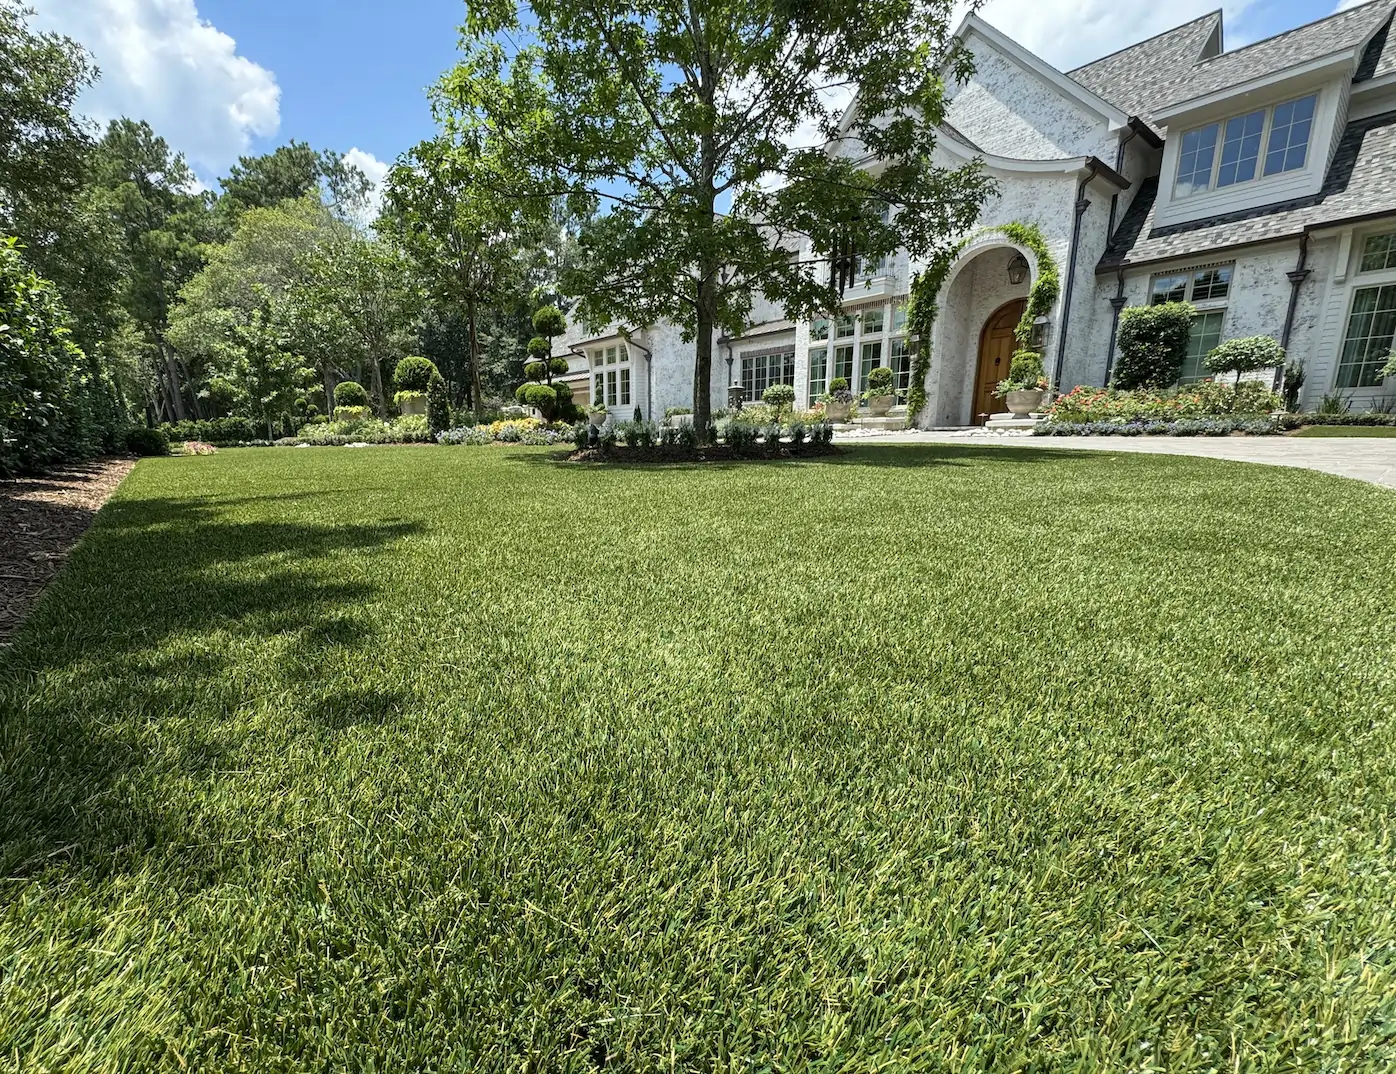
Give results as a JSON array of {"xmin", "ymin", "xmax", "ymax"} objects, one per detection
[
  {"xmin": 971, "ymin": 0, "xmax": 1257, "ymax": 73},
  {"xmin": 342, "ymin": 147, "xmax": 389, "ymax": 214},
  {"xmin": 28, "ymin": 0, "xmax": 280, "ymax": 182}
]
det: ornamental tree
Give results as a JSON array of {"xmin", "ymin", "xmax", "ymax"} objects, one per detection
[
  {"xmin": 1204, "ymin": 335, "xmax": 1285, "ymax": 387},
  {"xmin": 447, "ymin": 0, "xmax": 995, "ymax": 437}
]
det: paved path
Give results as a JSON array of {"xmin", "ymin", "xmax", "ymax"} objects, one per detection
[{"xmin": 835, "ymin": 430, "xmax": 1396, "ymax": 491}]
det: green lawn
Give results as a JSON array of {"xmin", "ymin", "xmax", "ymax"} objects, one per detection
[
  {"xmin": 1291, "ymin": 424, "xmax": 1396, "ymax": 437},
  {"xmin": 3, "ymin": 444, "xmax": 1395, "ymax": 1070}
]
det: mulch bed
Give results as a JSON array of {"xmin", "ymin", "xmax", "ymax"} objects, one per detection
[
  {"xmin": 567, "ymin": 443, "xmax": 843, "ymax": 464},
  {"xmin": 0, "ymin": 457, "xmax": 135, "ymax": 647}
]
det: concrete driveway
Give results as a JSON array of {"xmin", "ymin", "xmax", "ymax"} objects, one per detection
[{"xmin": 837, "ymin": 429, "xmax": 1396, "ymax": 491}]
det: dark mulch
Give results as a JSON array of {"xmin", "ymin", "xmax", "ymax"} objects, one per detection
[
  {"xmin": 567, "ymin": 442, "xmax": 842, "ymax": 464},
  {"xmin": 0, "ymin": 458, "xmax": 135, "ymax": 646}
]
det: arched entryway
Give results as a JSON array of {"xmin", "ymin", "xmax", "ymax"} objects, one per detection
[{"xmin": 972, "ymin": 299, "xmax": 1026, "ymax": 425}]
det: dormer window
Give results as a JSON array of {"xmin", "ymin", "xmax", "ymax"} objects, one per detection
[{"xmin": 1174, "ymin": 94, "xmax": 1317, "ymax": 198}]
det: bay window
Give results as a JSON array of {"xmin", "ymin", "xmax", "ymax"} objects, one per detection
[{"xmin": 588, "ymin": 342, "xmax": 631, "ymax": 408}]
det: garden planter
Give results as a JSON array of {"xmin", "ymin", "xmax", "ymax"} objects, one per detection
[
  {"xmin": 669, "ymin": 413, "xmax": 694, "ymax": 428},
  {"xmin": 1005, "ymin": 389, "xmax": 1047, "ymax": 417},
  {"xmin": 399, "ymin": 396, "xmax": 427, "ymax": 417},
  {"xmin": 825, "ymin": 400, "xmax": 852, "ymax": 422},
  {"xmin": 588, "ymin": 411, "xmax": 607, "ymax": 427},
  {"xmin": 866, "ymin": 394, "xmax": 894, "ymax": 417}
]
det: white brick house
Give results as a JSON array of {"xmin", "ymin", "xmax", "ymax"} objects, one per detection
[{"xmin": 554, "ymin": 1, "xmax": 1396, "ymax": 425}]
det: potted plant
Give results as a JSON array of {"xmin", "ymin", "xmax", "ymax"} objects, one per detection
[
  {"xmin": 994, "ymin": 350, "xmax": 1049, "ymax": 416},
  {"xmin": 665, "ymin": 405, "xmax": 694, "ymax": 428},
  {"xmin": 392, "ymin": 357, "xmax": 441, "ymax": 417},
  {"xmin": 587, "ymin": 401, "xmax": 609, "ymax": 427},
  {"xmin": 822, "ymin": 377, "xmax": 855, "ymax": 422},
  {"xmin": 863, "ymin": 366, "xmax": 895, "ymax": 416}
]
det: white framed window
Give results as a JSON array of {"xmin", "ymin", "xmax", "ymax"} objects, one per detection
[
  {"xmin": 834, "ymin": 315, "xmax": 855, "ymax": 339},
  {"xmin": 1336, "ymin": 284, "xmax": 1396, "ymax": 389},
  {"xmin": 1149, "ymin": 264, "xmax": 1233, "ymax": 383},
  {"xmin": 858, "ymin": 340, "xmax": 882, "ymax": 392},
  {"xmin": 740, "ymin": 348, "xmax": 795, "ymax": 401},
  {"xmin": 808, "ymin": 347, "xmax": 828, "ymax": 405},
  {"xmin": 1359, "ymin": 232, "xmax": 1396, "ymax": 274},
  {"xmin": 832, "ymin": 343, "xmax": 854, "ymax": 384},
  {"xmin": 890, "ymin": 337, "xmax": 912, "ymax": 400},
  {"xmin": 588, "ymin": 342, "xmax": 631, "ymax": 407},
  {"xmin": 1174, "ymin": 94, "xmax": 1316, "ymax": 197},
  {"xmin": 811, "ymin": 317, "xmax": 829, "ymax": 341}
]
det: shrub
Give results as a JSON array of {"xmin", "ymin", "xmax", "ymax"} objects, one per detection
[
  {"xmin": 515, "ymin": 382, "xmax": 558, "ymax": 419},
  {"xmin": 1274, "ymin": 410, "xmax": 1396, "ymax": 430},
  {"xmin": 866, "ymin": 367, "xmax": 895, "ymax": 395},
  {"xmin": 124, "ymin": 426, "xmax": 169, "ymax": 456},
  {"xmin": 427, "ymin": 375, "xmax": 451, "ymax": 435},
  {"xmin": 724, "ymin": 421, "xmax": 759, "ymax": 453},
  {"xmin": 1282, "ymin": 362, "xmax": 1306, "ymax": 411},
  {"xmin": 550, "ymin": 356, "xmax": 571, "ymax": 377},
  {"xmin": 571, "ymin": 421, "xmax": 590, "ymax": 449},
  {"xmin": 334, "ymin": 381, "xmax": 370, "ymax": 408},
  {"xmin": 1381, "ymin": 351, "xmax": 1396, "ymax": 381},
  {"xmin": 762, "ymin": 423, "xmax": 783, "ymax": 444},
  {"xmin": 1047, "ymin": 380, "xmax": 1280, "ymax": 424},
  {"xmin": 598, "ymin": 424, "xmax": 618, "ymax": 452},
  {"xmin": 762, "ymin": 383, "xmax": 796, "ymax": 420},
  {"xmin": 335, "ymin": 405, "xmax": 371, "ymax": 422},
  {"xmin": 527, "ymin": 336, "xmax": 551, "ymax": 361},
  {"xmin": 996, "ymin": 349, "xmax": 1046, "ymax": 396},
  {"xmin": 389, "ymin": 414, "xmax": 432, "ymax": 443},
  {"xmin": 524, "ymin": 361, "xmax": 548, "ymax": 381},
  {"xmin": 394, "ymin": 390, "xmax": 426, "ymax": 409},
  {"xmin": 1205, "ymin": 336, "xmax": 1285, "ymax": 384},
  {"xmin": 1114, "ymin": 302, "xmax": 1194, "ymax": 389},
  {"xmin": 1036, "ymin": 416, "xmax": 1280, "ymax": 437},
  {"xmin": 787, "ymin": 420, "xmax": 806, "ymax": 445},
  {"xmin": 436, "ymin": 425, "xmax": 492, "ymax": 445},
  {"xmin": 393, "ymin": 356, "xmax": 440, "ymax": 392},
  {"xmin": 828, "ymin": 377, "xmax": 849, "ymax": 393},
  {"xmin": 674, "ymin": 422, "xmax": 698, "ymax": 450}
]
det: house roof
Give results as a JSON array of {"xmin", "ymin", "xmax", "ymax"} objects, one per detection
[
  {"xmin": 1099, "ymin": 107, "xmax": 1396, "ymax": 270},
  {"xmin": 1068, "ymin": 13, "xmax": 1223, "ymax": 128},
  {"xmin": 1069, "ymin": 2, "xmax": 1395, "ymax": 129}
]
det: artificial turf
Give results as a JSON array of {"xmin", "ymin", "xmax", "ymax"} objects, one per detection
[
  {"xmin": 2, "ymin": 443, "xmax": 1395, "ymax": 1070},
  {"xmin": 1291, "ymin": 425, "xmax": 1396, "ymax": 437}
]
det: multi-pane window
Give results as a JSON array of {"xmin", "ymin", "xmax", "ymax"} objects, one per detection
[
  {"xmin": 862, "ymin": 309, "xmax": 884, "ymax": 335},
  {"xmin": 589, "ymin": 342, "xmax": 631, "ymax": 407},
  {"xmin": 1174, "ymin": 94, "xmax": 1316, "ymax": 197},
  {"xmin": 1336, "ymin": 285, "xmax": 1396, "ymax": 388},
  {"xmin": 891, "ymin": 304, "xmax": 908, "ymax": 333},
  {"xmin": 833, "ymin": 343, "xmax": 854, "ymax": 384},
  {"xmin": 740, "ymin": 348, "xmax": 795, "ymax": 401},
  {"xmin": 1149, "ymin": 264, "xmax": 1233, "ymax": 383},
  {"xmin": 889, "ymin": 337, "xmax": 912, "ymax": 400},
  {"xmin": 1178, "ymin": 311, "xmax": 1225, "ymax": 383},
  {"xmin": 1265, "ymin": 95, "xmax": 1316, "ymax": 176},
  {"xmin": 808, "ymin": 347, "xmax": 828, "ymax": 403},
  {"xmin": 1359, "ymin": 232, "xmax": 1396, "ymax": 273},
  {"xmin": 858, "ymin": 340, "xmax": 882, "ymax": 392},
  {"xmin": 811, "ymin": 317, "xmax": 830, "ymax": 341},
  {"xmin": 834, "ymin": 315, "xmax": 855, "ymax": 339}
]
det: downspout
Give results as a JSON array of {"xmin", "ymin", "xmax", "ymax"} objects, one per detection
[
  {"xmin": 1104, "ymin": 267, "xmax": 1127, "ymax": 385},
  {"xmin": 1278, "ymin": 232, "xmax": 1311, "ymax": 392},
  {"xmin": 1053, "ymin": 160, "xmax": 1099, "ymax": 390},
  {"xmin": 621, "ymin": 329, "xmax": 653, "ymax": 419},
  {"xmin": 1107, "ymin": 125, "xmax": 1139, "ymax": 240}
]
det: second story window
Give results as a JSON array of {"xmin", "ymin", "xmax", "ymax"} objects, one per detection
[{"xmin": 1174, "ymin": 94, "xmax": 1316, "ymax": 198}]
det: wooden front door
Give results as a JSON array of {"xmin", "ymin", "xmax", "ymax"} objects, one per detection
[{"xmin": 972, "ymin": 299, "xmax": 1026, "ymax": 425}]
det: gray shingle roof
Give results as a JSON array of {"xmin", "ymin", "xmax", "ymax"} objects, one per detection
[
  {"xmin": 1068, "ymin": 13, "xmax": 1222, "ymax": 128},
  {"xmin": 1069, "ymin": 2, "xmax": 1394, "ymax": 129},
  {"xmin": 1099, "ymin": 108, "xmax": 1396, "ymax": 269}
]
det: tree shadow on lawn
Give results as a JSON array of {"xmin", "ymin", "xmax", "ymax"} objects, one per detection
[{"xmin": 0, "ymin": 493, "xmax": 424, "ymax": 883}]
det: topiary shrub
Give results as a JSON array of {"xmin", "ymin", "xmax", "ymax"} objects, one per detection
[
  {"xmin": 335, "ymin": 405, "xmax": 371, "ymax": 422},
  {"xmin": 527, "ymin": 336, "xmax": 551, "ymax": 362},
  {"xmin": 334, "ymin": 380, "xmax": 370, "ymax": 408},
  {"xmin": 124, "ymin": 426, "xmax": 169, "ymax": 457},
  {"xmin": 866, "ymin": 367, "xmax": 895, "ymax": 395},
  {"xmin": 549, "ymin": 356, "xmax": 571, "ymax": 377},
  {"xmin": 524, "ymin": 361, "xmax": 548, "ymax": 381},
  {"xmin": 515, "ymin": 382, "xmax": 558, "ymax": 419},
  {"xmin": 392, "ymin": 356, "xmax": 440, "ymax": 392},
  {"xmin": 762, "ymin": 383, "xmax": 796, "ymax": 421},
  {"xmin": 1114, "ymin": 303, "xmax": 1194, "ymax": 389},
  {"xmin": 427, "ymin": 373, "xmax": 451, "ymax": 435},
  {"xmin": 1204, "ymin": 335, "xmax": 1285, "ymax": 386}
]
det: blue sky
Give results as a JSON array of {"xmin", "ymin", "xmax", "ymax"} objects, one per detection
[{"xmin": 27, "ymin": 0, "xmax": 1365, "ymax": 198}]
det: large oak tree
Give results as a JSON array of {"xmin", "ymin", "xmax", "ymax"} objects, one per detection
[{"xmin": 449, "ymin": 0, "xmax": 995, "ymax": 432}]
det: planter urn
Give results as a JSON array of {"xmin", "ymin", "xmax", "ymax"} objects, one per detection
[
  {"xmin": 669, "ymin": 413, "xmax": 694, "ymax": 428},
  {"xmin": 825, "ymin": 400, "xmax": 852, "ymax": 422},
  {"xmin": 1005, "ymin": 389, "xmax": 1047, "ymax": 417},
  {"xmin": 867, "ymin": 393, "xmax": 894, "ymax": 417},
  {"xmin": 400, "ymin": 395, "xmax": 427, "ymax": 417},
  {"xmin": 588, "ymin": 410, "xmax": 607, "ymax": 427}
]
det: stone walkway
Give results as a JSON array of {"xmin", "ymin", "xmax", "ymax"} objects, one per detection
[{"xmin": 834, "ymin": 428, "xmax": 1396, "ymax": 491}]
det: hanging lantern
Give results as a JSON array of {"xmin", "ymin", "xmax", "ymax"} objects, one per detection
[{"xmin": 1007, "ymin": 252, "xmax": 1029, "ymax": 285}]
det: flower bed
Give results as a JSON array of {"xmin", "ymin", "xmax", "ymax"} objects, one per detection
[
  {"xmin": 1035, "ymin": 416, "xmax": 1280, "ymax": 437},
  {"xmin": 1046, "ymin": 380, "xmax": 1281, "ymax": 425},
  {"xmin": 437, "ymin": 417, "xmax": 574, "ymax": 446}
]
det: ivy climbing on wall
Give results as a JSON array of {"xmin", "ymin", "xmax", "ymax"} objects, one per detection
[{"xmin": 904, "ymin": 221, "xmax": 1060, "ymax": 422}]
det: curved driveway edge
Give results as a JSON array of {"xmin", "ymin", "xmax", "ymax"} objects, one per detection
[{"xmin": 838, "ymin": 430, "xmax": 1396, "ymax": 491}]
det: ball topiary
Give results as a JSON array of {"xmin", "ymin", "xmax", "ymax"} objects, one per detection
[
  {"xmin": 762, "ymin": 382, "xmax": 796, "ymax": 419},
  {"xmin": 866, "ymin": 367, "xmax": 895, "ymax": 395},
  {"xmin": 392, "ymin": 356, "xmax": 440, "ymax": 392},
  {"xmin": 334, "ymin": 380, "xmax": 370, "ymax": 407},
  {"xmin": 524, "ymin": 361, "xmax": 548, "ymax": 382},
  {"xmin": 532, "ymin": 305, "xmax": 567, "ymax": 340},
  {"xmin": 828, "ymin": 376, "xmax": 849, "ymax": 393},
  {"xmin": 1204, "ymin": 335, "xmax": 1285, "ymax": 385},
  {"xmin": 549, "ymin": 356, "xmax": 571, "ymax": 377}
]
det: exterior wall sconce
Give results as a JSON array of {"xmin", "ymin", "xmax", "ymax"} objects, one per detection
[
  {"xmin": 1007, "ymin": 252, "xmax": 1030, "ymax": 286},
  {"xmin": 1030, "ymin": 315, "xmax": 1049, "ymax": 351}
]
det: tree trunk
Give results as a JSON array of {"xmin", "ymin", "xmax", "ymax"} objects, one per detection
[
  {"xmin": 323, "ymin": 363, "xmax": 336, "ymax": 417},
  {"xmin": 693, "ymin": 275, "xmax": 716, "ymax": 439},
  {"xmin": 159, "ymin": 342, "xmax": 186, "ymax": 421},
  {"xmin": 369, "ymin": 357, "xmax": 387, "ymax": 419},
  {"xmin": 467, "ymin": 297, "xmax": 484, "ymax": 413}
]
